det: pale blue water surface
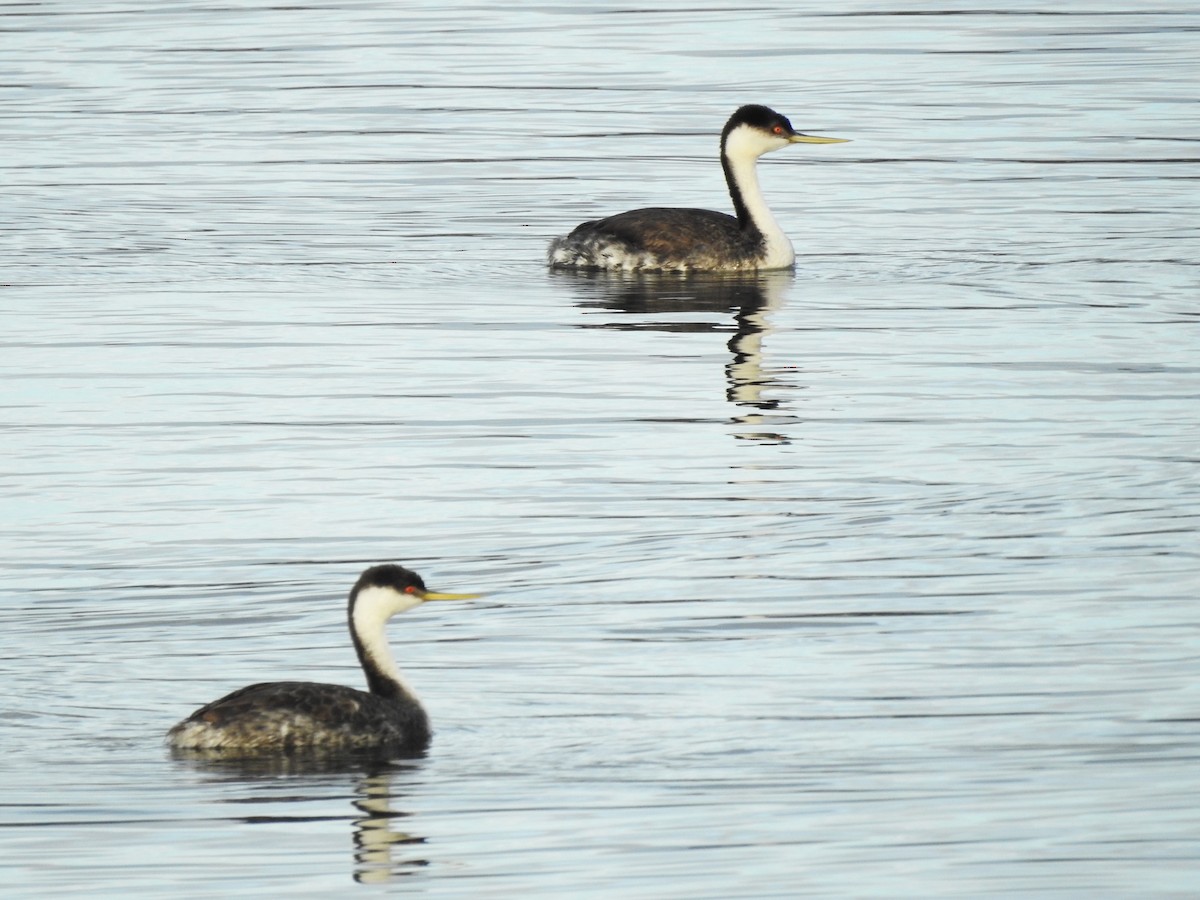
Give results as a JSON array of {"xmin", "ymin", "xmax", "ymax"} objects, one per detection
[{"xmin": 2, "ymin": 1, "xmax": 1198, "ymax": 896}]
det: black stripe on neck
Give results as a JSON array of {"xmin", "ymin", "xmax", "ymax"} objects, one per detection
[{"xmin": 720, "ymin": 131, "xmax": 761, "ymax": 239}]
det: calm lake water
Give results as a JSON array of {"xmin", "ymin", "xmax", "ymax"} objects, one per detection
[{"xmin": 2, "ymin": 1, "xmax": 1198, "ymax": 896}]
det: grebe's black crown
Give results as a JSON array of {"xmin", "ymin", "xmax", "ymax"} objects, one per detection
[
  {"xmin": 351, "ymin": 564, "xmax": 427, "ymax": 602},
  {"xmin": 723, "ymin": 105, "xmax": 796, "ymax": 141}
]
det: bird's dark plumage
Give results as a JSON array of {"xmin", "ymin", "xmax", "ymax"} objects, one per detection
[{"xmin": 170, "ymin": 680, "xmax": 431, "ymax": 755}]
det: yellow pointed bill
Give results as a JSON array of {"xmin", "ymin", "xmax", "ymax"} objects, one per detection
[
  {"xmin": 789, "ymin": 133, "xmax": 850, "ymax": 144},
  {"xmin": 420, "ymin": 589, "xmax": 483, "ymax": 601}
]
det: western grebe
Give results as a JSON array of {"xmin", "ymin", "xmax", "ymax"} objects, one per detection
[
  {"xmin": 547, "ymin": 104, "xmax": 848, "ymax": 273},
  {"xmin": 166, "ymin": 564, "xmax": 479, "ymax": 756}
]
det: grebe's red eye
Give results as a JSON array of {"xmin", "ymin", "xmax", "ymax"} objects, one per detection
[
  {"xmin": 773, "ymin": 125, "xmax": 784, "ymax": 134},
  {"xmin": 404, "ymin": 585, "xmax": 417, "ymax": 594}
]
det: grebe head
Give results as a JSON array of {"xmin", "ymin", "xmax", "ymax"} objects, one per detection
[
  {"xmin": 722, "ymin": 104, "xmax": 849, "ymax": 161},
  {"xmin": 350, "ymin": 564, "xmax": 481, "ymax": 621}
]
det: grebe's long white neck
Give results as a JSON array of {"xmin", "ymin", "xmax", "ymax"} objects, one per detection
[
  {"xmin": 351, "ymin": 585, "xmax": 423, "ymax": 702},
  {"xmin": 722, "ymin": 124, "xmax": 795, "ymax": 270}
]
